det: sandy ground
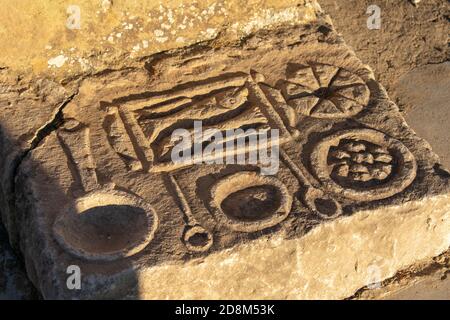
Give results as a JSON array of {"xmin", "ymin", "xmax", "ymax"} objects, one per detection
[
  {"xmin": 0, "ymin": 0, "xmax": 449, "ymax": 299},
  {"xmin": 385, "ymin": 277, "xmax": 450, "ymax": 299},
  {"xmin": 399, "ymin": 62, "xmax": 450, "ymax": 170},
  {"xmin": 320, "ymin": 0, "xmax": 449, "ymax": 99}
]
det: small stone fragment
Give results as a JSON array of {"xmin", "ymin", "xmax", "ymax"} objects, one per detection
[
  {"xmin": 331, "ymin": 149, "xmax": 351, "ymax": 160},
  {"xmin": 350, "ymin": 164, "xmax": 369, "ymax": 173},
  {"xmin": 374, "ymin": 153, "xmax": 393, "ymax": 163},
  {"xmin": 350, "ymin": 172, "xmax": 372, "ymax": 182}
]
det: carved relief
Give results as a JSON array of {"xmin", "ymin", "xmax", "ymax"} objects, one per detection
[
  {"xmin": 103, "ymin": 106, "xmax": 153, "ymax": 172},
  {"xmin": 93, "ymin": 63, "xmax": 414, "ymax": 239},
  {"xmin": 136, "ymin": 85, "xmax": 269, "ymax": 167},
  {"xmin": 11, "ymin": 25, "xmax": 436, "ymax": 301},
  {"xmin": 166, "ymin": 173, "xmax": 213, "ymax": 252},
  {"xmin": 103, "ymin": 107, "xmax": 143, "ymax": 171},
  {"xmin": 208, "ymin": 172, "xmax": 292, "ymax": 232},
  {"xmin": 53, "ymin": 119, "xmax": 158, "ymax": 261},
  {"xmin": 278, "ymin": 63, "xmax": 370, "ymax": 119},
  {"xmin": 310, "ymin": 129, "xmax": 417, "ymax": 201},
  {"xmin": 112, "ymin": 72, "xmax": 292, "ymax": 173},
  {"xmin": 280, "ymin": 150, "xmax": 342, "ymax": 219}
]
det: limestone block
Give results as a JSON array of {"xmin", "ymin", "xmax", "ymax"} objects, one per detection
[
  {"xmin": 0, "ymin": 1, "xmax": 449, "ymax": 299},
  {"xmin": 0, "ymin": 0, "xmax": 320, "ymax": 78},
  {"xmin": 0, "ymin": 0, "xmax": 320, "ymax": 244}
]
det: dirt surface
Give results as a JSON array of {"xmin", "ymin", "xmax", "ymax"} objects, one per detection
[
  {"xmin": 385, "ymin": 275, "xmax": 449, "ymax": 299},
  {"xmin": 320, "ymin": 0, "xmax": 449, "ymax": 103},
  {"xmin": 352, "ymin": 249, "xmax": 449, "ymax": 300},
  {"xmin": 400, "ymin": 62, "xmax": 450, "ymax": 170}
]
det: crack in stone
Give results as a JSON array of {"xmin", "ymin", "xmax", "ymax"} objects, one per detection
[
  {"xmin": 6, "ymin": 91, "xmax": 78, "ymax": 247},
  {"xmin": 0, "ymin": 91, "xmax": 77, "ymax": 297},
  {"xmin": 29, "ymin": 93, "xmax": 78, "ymax": 156}
]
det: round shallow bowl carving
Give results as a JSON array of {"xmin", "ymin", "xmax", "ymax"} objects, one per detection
[{"xmin": 53, "ymin": 189, "xmax": 158, "ymax": 261}]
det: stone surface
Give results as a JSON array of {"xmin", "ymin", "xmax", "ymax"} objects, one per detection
[
  {"xmin": 352, "ymin": 62, "xmax": 450, "ymax": 300},
  {"xmin": 0, "ymin": 0, "xmax": 320, "ymax": 79},
  {"xmin": 9, "ymin": 23, "xmax": 450, "ymax": 299},
  {"xmin": 319, "ymin": 1, "xmax": 450, "ymax": 298},
  {"xmin": 0, "ymin": 1, "xmax": 449, "ymax": 300},
  {"xmin": 0, "ymin": 225, "xmax": 37, "ymax": 299},
  {"xmin": 0, "ymin": 0, "xmax": 320, "ymax": 298}
]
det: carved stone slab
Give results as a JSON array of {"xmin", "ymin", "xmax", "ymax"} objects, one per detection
[{"xmin": 9, "ymin": 23, "xmax": 450, "ymax": 299}]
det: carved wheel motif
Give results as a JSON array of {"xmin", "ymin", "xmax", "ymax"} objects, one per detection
[
  {"xmin": 279, "ymin": 63, "xmax": 370, "ymax": 119},
  {"xmin": 311, "ymin": 129, "xmax": 417, "ymax": 201}
]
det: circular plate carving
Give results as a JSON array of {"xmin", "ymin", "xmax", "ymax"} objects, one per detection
[
  {"xmin": 183, "ymin": 225, "xmax": 213, "ymax": 253},
  {"xmin": 311, "ymin": 129, "xmax": 417, "ymax": 201},
  {"xmin": 209, "ymin": 172, "xmax": 292, "ymax": 232},
  {"xmin": 280, "ymin": 63, "xmax": 370, "ymax": 119},
  {"xmin": 53, "ymin": 189, "xmax": 158, "ymax": 261}
]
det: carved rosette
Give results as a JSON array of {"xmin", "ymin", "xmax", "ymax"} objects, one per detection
[{"xmin": 310, "ymin": 129, "xmax": 417, "ymax": 201}]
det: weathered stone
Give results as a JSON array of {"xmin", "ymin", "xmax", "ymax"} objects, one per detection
[
  {"xmin": 0, "ymin": 225, "xmax": 37, "ymax": 299},
  {"xmin": 0, "ymin": 71, "xmax": 73, "ymax": 246},
  {"xmin": 0, "ymin": 1, "xmax": 449, "ymax": 300},
  {"xmin": 0, "ymin": 0, "xmax": 320, "ymax": 78}
]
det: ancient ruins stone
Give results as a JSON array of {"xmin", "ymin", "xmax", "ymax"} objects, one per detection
[
  {"xmin": 0, "ymin": 0, "xmax": 320, "ymax": 77},
  {"xmin": 0, "ymin": 1, "xmax": 449, "ymax": 299},
  {"xmin": 0, "ymin": 71, "xmax": 73, "ymax": 246},
  {"xmin": 0, "ymin": 225, "xmax": 37, "ymax": 299}
]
